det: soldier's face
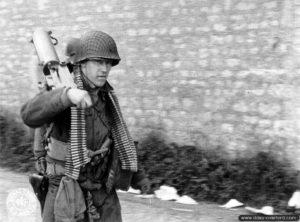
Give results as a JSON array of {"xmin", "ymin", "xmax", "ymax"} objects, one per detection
[{"xmin": 81, "ymin": 59, "xmax": 112, "ymax": 87}]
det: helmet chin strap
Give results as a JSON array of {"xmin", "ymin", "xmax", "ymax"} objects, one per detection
[{"xmin": 79, "ymin": 65, "xmax": 98, "ymax": 90}]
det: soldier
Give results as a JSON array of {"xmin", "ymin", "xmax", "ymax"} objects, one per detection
[
  {"xmin": 21, "ymin": 30, "xmax": 149, "ymax": 222},
  {"xmin": 65, "ymin": 37, "xmax": 80, "ymax": 73}
]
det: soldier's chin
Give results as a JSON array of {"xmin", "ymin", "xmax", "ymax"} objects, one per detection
[{"xmin": 94, "ymin": 80, "xmax": 106, "ymax": 87}]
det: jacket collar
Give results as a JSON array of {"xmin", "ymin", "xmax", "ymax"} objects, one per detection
[{"xmin": 104, "ymin": 81, "xmax": 113, "ymax": 92}]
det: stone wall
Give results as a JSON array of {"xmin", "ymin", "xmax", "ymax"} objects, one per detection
[{"xmin": 1, "ymin": 0, "xmax": 300, "ymax": 167}]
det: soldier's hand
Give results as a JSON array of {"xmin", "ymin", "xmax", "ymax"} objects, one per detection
[{"xmin": 67, "ymin": 88, "xmax": 92, "ymax": 109}]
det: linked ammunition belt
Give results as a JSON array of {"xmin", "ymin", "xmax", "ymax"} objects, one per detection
[{"xmin": 65, "ymin": 69, "xmax": 89, "ymax": 179}]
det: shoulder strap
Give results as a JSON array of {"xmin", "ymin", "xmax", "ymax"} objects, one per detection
[{"xmin": 45, "ymin": 122, "xmax": 54, "ymax": 141}]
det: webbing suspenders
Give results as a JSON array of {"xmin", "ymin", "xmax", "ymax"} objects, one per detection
[{"xmin": 43, "ymin": 122, "xmax": 54, "ymax": 148}]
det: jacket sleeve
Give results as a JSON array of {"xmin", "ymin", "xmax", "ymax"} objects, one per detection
[
  {"xmin": 33, "ymin": 126, "xmax": 47, "ymax": 158},
  {"xmin": 20, "ymin": 87, "xmax": 73, "ymax": 128}
]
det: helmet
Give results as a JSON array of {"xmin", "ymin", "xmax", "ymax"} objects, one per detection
[{"xmin": 75, "ymin": 30, "xmax": 121, "ymax": 66}]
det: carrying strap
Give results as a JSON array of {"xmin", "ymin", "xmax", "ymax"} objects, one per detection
[
  {"xmin": 45, "ymin": 123, "xmax": 54, "ymax": 141},
  {"xmin": 41, "ymin": 123, "xmax": 54, "ymax": 151}
]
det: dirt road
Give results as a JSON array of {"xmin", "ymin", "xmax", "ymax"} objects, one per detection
[{"xmin": 0, "ymin": 167, "xmax": 248, "ymax": 222}]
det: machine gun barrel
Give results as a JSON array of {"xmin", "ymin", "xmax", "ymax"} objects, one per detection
[
  {"xmin": 31, "ymin": 28, "xmax": 60, "ymax": 75},
  {"xmin": 31, "ymin": 28, "xmax": 76, "ymax": 88}
]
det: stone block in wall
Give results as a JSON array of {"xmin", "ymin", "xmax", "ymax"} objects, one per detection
[
  {"xmin": 263, "ymin": 1, "xmax": 278, "ymax": 9},
  {"xmin": 235, "ymin": 2, "xmax": 257, "ymax": 10},
  {"xmin": 213, "ymin": 24, "xmax": 227, "ymax": 32},
  {"xmin": 258, "ymin": 119, "xmax": 273, "ymax": 129},
  {"xmin": 162, "ymin": 118, "xmax": 174, "ymax": 129},
  {"xmin": 233, "ymin": 101, "xmax": 249, "ymax": 113},
  {"xmin": 258, "ymin": 103, "xmax": 281, "ymax": 117},
  {"xmin": 225, "ymin": 58, "xmax": 240, "ymax": 67},
  {"xmin": 221, "ymin": 123, "xmax": 234, "ymax": 133},
  {"xmin": 267, "ymin": 84, "xmax": 294, "ymax": 98},
  {"xmin": 245, "ymin": 89, "xmax": 265, "ymax": 96}
]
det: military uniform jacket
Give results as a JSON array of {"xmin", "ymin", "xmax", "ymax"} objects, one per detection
[{"xmin": 21, "ymin": 85, "xmax": 146, "ymax": 191}]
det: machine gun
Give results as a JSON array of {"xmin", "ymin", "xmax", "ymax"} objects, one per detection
[
  {"xmin": 30, "ymin": 28, "xmax": 76, "ymax": 89},
  {"xmin": 28, "ymin": 29, "xmax": 77, "ymax": 214},
  {"xmin": 29, "ymin": 29, "xmax": 92, "ymax": 220}
]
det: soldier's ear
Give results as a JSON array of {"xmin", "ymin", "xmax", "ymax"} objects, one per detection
[{"xmin": 80, "ymin": 63, "xmax": 87, "ymax": 74}]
